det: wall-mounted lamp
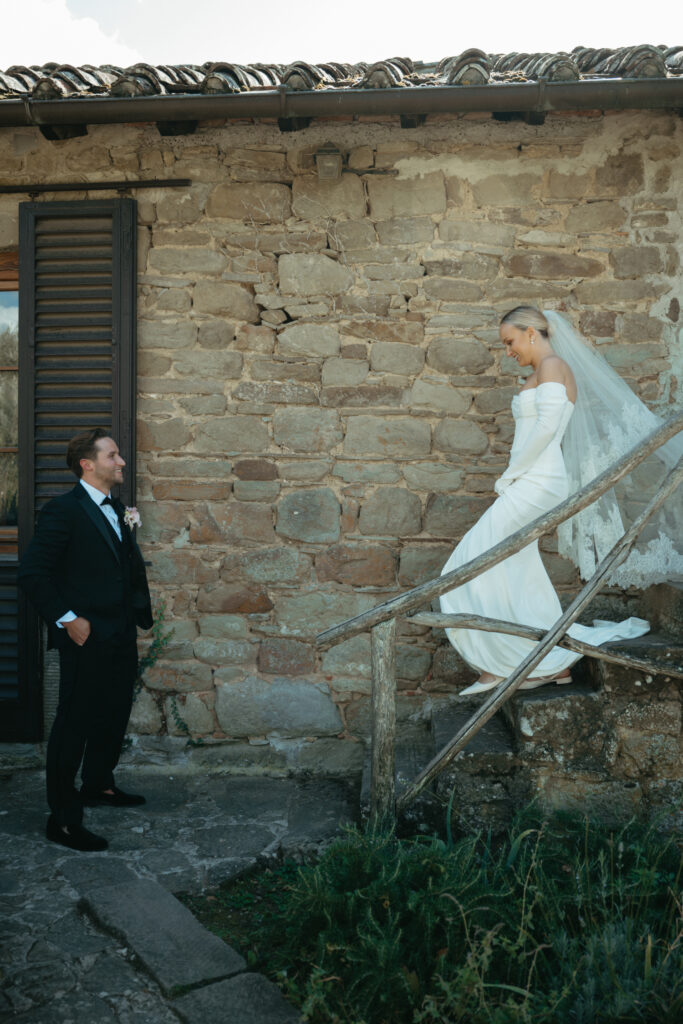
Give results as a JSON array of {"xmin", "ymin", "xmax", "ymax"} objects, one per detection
[{"xmin": 315, "ymin": 142, "xmax": 343, "ymax": 181}]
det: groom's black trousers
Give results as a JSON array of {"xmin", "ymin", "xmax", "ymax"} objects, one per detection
[{"xmin": 47, "ymin": 626, "xmax": 138, "ymax": 826}]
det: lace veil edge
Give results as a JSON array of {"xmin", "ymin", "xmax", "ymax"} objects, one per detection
[{"xmin": 545, "ymin": 310, "xmax": 683, "ymax": 588}]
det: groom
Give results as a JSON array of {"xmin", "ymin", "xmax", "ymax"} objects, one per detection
[{"xmin": 18, "ymin": 428, "xmax": 153, "ymax": 851}]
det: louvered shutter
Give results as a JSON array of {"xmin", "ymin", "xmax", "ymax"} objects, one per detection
[
  {"xmin": 19, "ymin": 198, "xmax": 137, "ymax": 514},
  {"xmin": 1, "ymin": 199, "xmax": 137, "ymax": 741},
  {"xmin": 0, "ymin": 562, "xmax": 19, "ymax": 701}
]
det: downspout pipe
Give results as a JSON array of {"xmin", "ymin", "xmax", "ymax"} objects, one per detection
[{"xmin": 1, "ymin": 78, "xmax": 682, "ymax": 129}]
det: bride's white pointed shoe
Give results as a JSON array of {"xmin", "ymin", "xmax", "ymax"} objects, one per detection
[{"xmin": 459, "ymin": 677, "xmax": 503, "ymax": 695}]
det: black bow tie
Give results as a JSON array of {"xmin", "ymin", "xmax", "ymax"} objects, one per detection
[{"xmin": 101, "ymin": 496, "xmax": 114, "ymax": 507}]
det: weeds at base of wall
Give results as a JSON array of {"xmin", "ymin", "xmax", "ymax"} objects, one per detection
[{"xmin": 182, "ymin": 807, "xmax": 683, "ymax": 1024}]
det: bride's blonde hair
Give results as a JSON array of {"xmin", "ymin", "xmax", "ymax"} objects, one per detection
[{"xmin": 500, "ymin": 306, "xmax": 550, "ymax": 339}]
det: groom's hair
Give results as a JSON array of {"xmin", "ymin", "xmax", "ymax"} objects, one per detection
[{"xmin": 66, "ymin": 428, "xmax": 111, "ymax": 477}]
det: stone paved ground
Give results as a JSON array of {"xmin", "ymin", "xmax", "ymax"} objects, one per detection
[{"xmin": 0, "ymin": 766, "xmax": 358, "ymax": 1023}]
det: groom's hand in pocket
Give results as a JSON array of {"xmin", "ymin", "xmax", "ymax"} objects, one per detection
[{"xmin": 65, "ymin": 617, "xmax": 91, "ymax": 647}]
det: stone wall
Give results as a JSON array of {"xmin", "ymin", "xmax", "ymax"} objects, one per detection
[{"xmin": 1, "ymin": 109, "xmax": 681, "ymax": 776}]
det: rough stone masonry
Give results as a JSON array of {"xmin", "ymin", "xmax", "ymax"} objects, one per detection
[{"xmin": 1, "ymin": 108, "xmax": 681, "ymax": 783}]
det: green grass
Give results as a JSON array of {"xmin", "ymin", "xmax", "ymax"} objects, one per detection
[
  {"xmin": 181, "ymin": 808, "xmax": 682, "ymax": 1023},
  {"xmin": 181, "ymin": 858, "xmax": 302, "ymax": 967}
]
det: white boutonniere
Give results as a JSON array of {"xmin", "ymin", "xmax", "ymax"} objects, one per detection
[{"xmin": 124, "ymin": 506, "xmax": 141, "ymax": 530}]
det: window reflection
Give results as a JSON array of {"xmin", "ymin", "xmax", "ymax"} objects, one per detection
[{"xmin": 0, "ymin": 291, "xmax": 18, "ymax": 529}]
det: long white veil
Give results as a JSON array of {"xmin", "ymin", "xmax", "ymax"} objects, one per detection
[{"xmin": 544, "ymin": 310, "xmax": 683, "ymax": 587}]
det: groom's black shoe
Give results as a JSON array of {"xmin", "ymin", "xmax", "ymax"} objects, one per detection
[
  {"xmin": 80, "ymin": 785, "xmax": 146, "ymax": 808},
  {"xmin": 46, "ymin": 815, "xmax": 108, "ymax": 852}
]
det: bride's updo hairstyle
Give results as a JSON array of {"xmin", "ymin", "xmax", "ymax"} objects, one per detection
[{"xmin": 500, "ymin": 306, "xmax": 550, "ymax": 339}]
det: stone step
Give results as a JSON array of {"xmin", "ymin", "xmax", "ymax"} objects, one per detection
[
  {"xmin": 361, "ymin": 700, "xmax": 519, "ymax": 831},
  {"xmin": 432, "ymin": 700, "xmax": 516, "ymax": 779},
  {"xmin": 81, "ymin": 878, "xmax": 246, "ymax": 996},
  {"xmin": 638, "ymin": 581, "xmax": 683, "ymax": 635},
  {"xmin": 591, "ymin": 632, "xmax": 683, "ymax": 694},
  {"xmin": 502, "ymin": 681, "xmax": 605, "ymax": 769},
  {"xmin": 360, "ymin": 619, "xmax": 682, "ymax": 833},
  {"xmin": 430, "ymin": 701, "xmax": 520, "ymax": 834}
]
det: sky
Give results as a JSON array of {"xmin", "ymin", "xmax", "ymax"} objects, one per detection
[
  {"xmin": 0, "ymin": 293, "xmax": 18, "ymax": 334},
  {"xmin": 1, "ymin": 0, "xmax": 680, "ymax": 70}
]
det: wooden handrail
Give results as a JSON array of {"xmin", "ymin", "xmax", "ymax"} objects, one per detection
[
  {"xmin": 316, "ymin": 414, "xmax": 683, "ymax": 650},
  {"xmin": 396, "ymin": 457, "xmax": 683, "ymax": 810},
  {"xmin": 409, "ymin": 612, "xmax": 683, "ymax": 679}
]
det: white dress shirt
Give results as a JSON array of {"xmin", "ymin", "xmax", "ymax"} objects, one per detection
[{"xmin": 56, "ymin": 480, "xmax": 121, "ymax": 627}]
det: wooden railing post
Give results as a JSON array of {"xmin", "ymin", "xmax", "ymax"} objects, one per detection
[{"xmin": 370, "ymin": 617, "xmax": 396, "ymax": 828}]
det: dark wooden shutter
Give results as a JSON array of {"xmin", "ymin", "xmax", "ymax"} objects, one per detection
[
  {"xmin": 19, "ymin": 198, "xmax": 137, "ymax": 515},
  {"xmin": 0, "ymin": 562, "xmax": 19, "ymax": 701},
  {"xmin": 0, "ymin": 198, "xmax": 137, "ymax": 741}
]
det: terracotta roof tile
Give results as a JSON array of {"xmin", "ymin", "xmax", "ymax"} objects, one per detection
[
  {"xmin": 438, "ymin": 50, "xmax": 491, "ymax": 87},
  {"xmin": 0, "ymin": 45, "xmax": 680, "ymax": 101},
  {"xmin": 573, "ymin": 44, "xmax": 667, "ymax": 77}
]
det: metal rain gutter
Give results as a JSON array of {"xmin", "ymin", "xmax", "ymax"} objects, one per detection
[{"xmin": 1, "ymin": 77, "xmax": 682, "ymax": 128}]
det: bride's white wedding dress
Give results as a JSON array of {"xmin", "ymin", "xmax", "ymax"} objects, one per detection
[{"xmin": 440, "ymin": 381, "xmax": 649, "ymax": 685}]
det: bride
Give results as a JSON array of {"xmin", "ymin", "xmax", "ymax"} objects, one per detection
[{"xmin": 439, "ymin": 306, "xmax": 681, "ymax": 696}]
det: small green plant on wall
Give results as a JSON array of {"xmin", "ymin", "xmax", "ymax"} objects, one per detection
[
  {"xmin": 169, "ymin": 694, "xmax": 192, "ymax": 739},
  {"xmin": 135, "ymin": 598, "xmax": 174, "ymax": 696},
  {"xmin": 134, "ymin": 601, "xmax": 203, "ymax": 744},
  {"xmin": 126, "ymin": 599, "xmax": 195, "ymax": 743}
]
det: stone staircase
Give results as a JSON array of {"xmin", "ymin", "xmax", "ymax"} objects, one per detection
[{"xmin": 361, "ymin": 583, "xmax": 683, "ymax": 834}]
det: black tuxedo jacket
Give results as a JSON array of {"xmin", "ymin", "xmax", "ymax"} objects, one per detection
[{"xmin": 18, "ymin": 484, "xmax": 153, "ymax": 649}]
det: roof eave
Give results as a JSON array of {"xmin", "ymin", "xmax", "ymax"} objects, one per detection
[{"xmin": 1, "ymin": 77, "xmax": 681, "ymax": 129}]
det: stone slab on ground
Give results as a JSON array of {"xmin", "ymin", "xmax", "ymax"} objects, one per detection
[
  {"xmin": 45, "ymin": 909, "xmax": 112, "ymax": 956},
  {"xmin": 82, "ymin": 878, "xmax": 246, "ymax": 995},
  {"xmin": 279, "ymin": 778, "xmax": 356, "ymax": 855},
  {"xmin": 203, "ymin": 776, "xmax": 296, "ymax": 820},
  {"xmin": 8, "ymin": 990, "xmax": 119, "ymax": 1023},
  {"xmin": 60, "ymin": 855, "xmax": 139, "ymax": 891},
  {"xmin": 0, "ymin": 768, "xmax": 357, "ymax": 1022},
  {"xmin": 0, "ymin": 742, "xmax": 42, "ymax": 772},
  {"xmin": 174, "ymin": 972, "xmax": 301, "ymax": 1024}
]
